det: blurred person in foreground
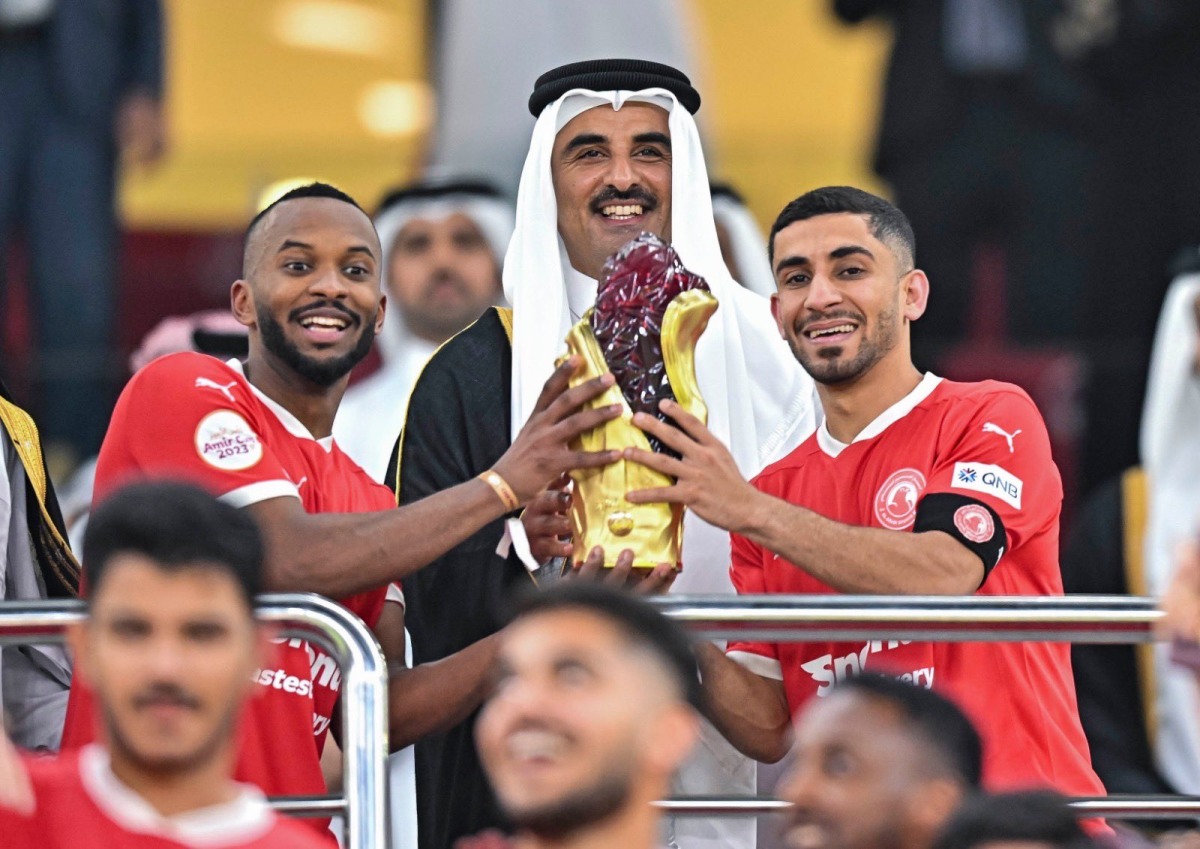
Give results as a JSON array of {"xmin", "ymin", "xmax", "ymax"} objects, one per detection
[
  {"xmin": 0, "ymin": 377, "xmax": 78, "ymax": 750},
  {"xmin": 389, "ymin": 57, "xmax": 817, "ymax": 849},
  {"xmin": 0, "ymin": 0, "xmax": 166, "ymax": 465},
  {"xmin": 780, "ymin": 675, "xmax": 982, "ymax": 849},
  {"xmin": 932, "ymin": 791, "xmax": 1095, "ymax": 849},
  {"xmin": 56, "ymin": 181, "xmax": 623, "ymax": 839},
  {"xmin": 0, "ymin": 480, "xmax": 332, "ymax": 849},
  {"xmin": 474, "ymin": 583, "xmax": 701, "ymax": 849},
  {"xmin": 334, "ymin": 179, "xmax": 512, "ymax": 482},
  {"xmin": 608, "ymin": 186, "xmax": 1104, "ymax": 798}
]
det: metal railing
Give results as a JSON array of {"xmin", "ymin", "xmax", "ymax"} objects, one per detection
[
  {"xmin": 647, "ymin": 594, "xmax": 1194, "ymax": 821},
  {"xmin": 0, "ymin": 593, "xmax": 388, "ymax": 849},
  {"xmin": 6, "ymin": 593, "xmax": 1195, "ymax": 826}
]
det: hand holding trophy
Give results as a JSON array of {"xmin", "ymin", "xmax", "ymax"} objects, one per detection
[{"xmin": 558, "ymin": 232, "xmax": 718, "ymax": 570}]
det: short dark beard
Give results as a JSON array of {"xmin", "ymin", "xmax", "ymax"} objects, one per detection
[
  {"xmin": 506, "ymin": 765, "xmax": 632, "ymax": 840},
  {"xmin": 791, "ymin": 302, "xmax": 899, "ymax": 386},
  {"xmin": 101, "ymin": 692, "xmax": 237, "ymax": 778},
  {"xmin": 257, "ymin": 302, "xmax": 376, "ymax": 387}
]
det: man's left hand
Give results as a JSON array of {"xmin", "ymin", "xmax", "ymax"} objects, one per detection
[{"xmin": 624, "ymin": 399, "xmax": 762, "ymax": 534}]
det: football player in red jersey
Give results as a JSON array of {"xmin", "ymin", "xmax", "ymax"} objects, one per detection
[
  {"xmin": 0, "ymin": 481, "xmax": 337, "ymax": 849},
  {"xmin": 617, "ymin": 186, "xmax": 1105, "ymax": 798},
  {"xmin": 58, "ymin": 182, "xmax": 624, "ymax": 835}
]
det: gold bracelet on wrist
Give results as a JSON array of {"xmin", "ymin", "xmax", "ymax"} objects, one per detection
[{"xmin": 478, "ymin": 469, "xmax": 520, "ymax": 512}]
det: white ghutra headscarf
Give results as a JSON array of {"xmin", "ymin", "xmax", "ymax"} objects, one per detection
[
  {"xmin": 503, "ymin": 88, "xmax": 817, "ymax": 551},
  {"xmin": 1141, "ymin": 270, "xmax": 1200, "ymax": 793}
]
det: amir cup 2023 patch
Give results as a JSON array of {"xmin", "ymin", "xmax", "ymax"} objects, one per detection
[
  {"xmin": 951, "ymin": 462, "xmax": 1022, "ymax": 509},
  {"xmin": 194, "ymin": 410, "xmax": 264, "ymax": 471}
]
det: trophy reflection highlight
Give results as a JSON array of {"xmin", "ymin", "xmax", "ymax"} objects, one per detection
[{"xmin": 560, "ymin": 233, "xmax": 718, "ymax": 570}]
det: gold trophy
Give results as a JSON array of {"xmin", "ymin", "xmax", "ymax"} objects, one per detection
[{"xmin": 559, "ymin": 233, "xmax": 718, "ymax": 569}]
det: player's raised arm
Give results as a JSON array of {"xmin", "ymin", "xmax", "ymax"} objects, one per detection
[{"xmin": 251, "ymin": 358, "xmax": 620, "ymax": 597}]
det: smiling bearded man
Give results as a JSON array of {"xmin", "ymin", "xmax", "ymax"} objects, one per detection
[
  {"xmin": 386, "ymin": 58, "xmax": 817, "ymax": 849},
  {"xmin": 57, "ymin": 181, "xmax": 628, "ymax": 842}
]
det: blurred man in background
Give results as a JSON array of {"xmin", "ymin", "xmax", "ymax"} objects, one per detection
[
  {"xmin": 1067, "ymin": 255, "xmax": 1200, "ymax": 804},
  {"xmin": 0, "ymin": 481, "xmax": 333, "ymax": 849},
  {"xmin": 335, "ymin": 179, "xmax": 511, "ymax": 482},
  {"xmin": 711, "ymin": 182, "xmax": 777, "ymax": 298},
  {"xmin": 831, "ymin": 0, "xmax": 1097, "ymax": 361},
  {"xmin": 779, "ymin": 675, "xmax": 982, "ymax": 849},
  {"xmin": 0, "ymin": 0, "xmax": 166, "ymax": 469},
  {"xmin": 475, "ymin": 583, "xmax": 701, "ymax": 849}
]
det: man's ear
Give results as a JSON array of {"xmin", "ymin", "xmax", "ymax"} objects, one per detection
[
  {"xmin": 902, "ymin": 269, "xmax": 929, "ymax": 322},
  {"xmin": 903, "ymin": 778, "xmax": 964, "ymax": 847},
  {"xmin": 375, "ymin": 293, "xmax": 387, "ymax": 335},
  {"xmin": 231, "ymin": 280, "xmax": 256, "ymax": 329},
  {"xmin": 643, "ymin": 704, "xmax": 701, "ymax": 776}
]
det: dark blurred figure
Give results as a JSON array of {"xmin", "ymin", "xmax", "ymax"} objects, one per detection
[
  {"xmin": 932, "ymin": 791, "xmax": 1096, "ymax": 849},
  {"xmin": 832, "ymin": 0, "xmax": 1099, "ymax": 365},
  {"xmin": 778, "ymin": 675, "xmax": 982, "ymax": 849},
  {"xmin": 1066, "ymin": 1, "xmax": 1200, "ymax": 491},
  {"xmin": 0, "ymin": 0, "xmax": 166, "ymax": 467}
]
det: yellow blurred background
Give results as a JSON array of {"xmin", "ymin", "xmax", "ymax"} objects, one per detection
[{"xmin": 121, "ymin": 0, "xmax": 890, "ymax": 232}]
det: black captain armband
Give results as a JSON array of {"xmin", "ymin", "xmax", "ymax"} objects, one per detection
[{"xmin": 913, "ymin": 493, "xmax": 1007, "ymax": 583}]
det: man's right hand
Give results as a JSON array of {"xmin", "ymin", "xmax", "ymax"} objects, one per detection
[{"xmin": 493, "ymin": 357, "xmax": 621, "ymax": 505}]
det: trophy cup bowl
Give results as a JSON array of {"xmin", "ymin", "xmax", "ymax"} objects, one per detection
[{"xmin": 558, "ymin": 233, "xmax": 718, "ymax": 569}]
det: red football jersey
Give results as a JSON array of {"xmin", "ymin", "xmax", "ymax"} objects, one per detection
[
  {"xmin": 728, "ymin": 375, "xmax": 1104, "ymax": 795},
  {"xmin": 0, "ymin": 746, "xmax": 334, "ymax": 849},
  {"xmin": 61, "ymin": 353, "xmax": 395, "ymax": 819}
]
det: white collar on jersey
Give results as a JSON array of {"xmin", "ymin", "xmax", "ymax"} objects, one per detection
[
  {"xmin": 224, "ymin": 358, "xmax": 336, "ymax": 452},
  {"xmin": 816, "ymin": 372, "xmax": 943, "ymax": 458},
  {"xmin": 78, "ymin": 744, "xmax": 275, "ymax": 847}
]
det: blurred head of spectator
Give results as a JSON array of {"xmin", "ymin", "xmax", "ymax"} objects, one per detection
[
  {"xmin": 373, "ymin": 179, "xmax": 511, "ymax": 351},
  {"xmin": 475, "ymin": 583, "xmax": 700, "ymax": 848},
  {"xmin": 75, "ymin": 480, "xmax": 266, "ymax": 783},
  {"xmin": 711, "ymin": 181, "xmax": 776, "ymax": 297},
  {"xmin": 932, "ymin": 791, "xmax": 1094, "ymax": 849},
  {"xmin": 780, "ymin": 674, "xmax": 982, "ymax": 849},
  {"xmin": 128, "ymin": 310, "xmax": 249, "ymax": 373}
]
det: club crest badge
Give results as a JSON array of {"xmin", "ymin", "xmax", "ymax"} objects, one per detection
[
  {"xmin": 953, "ymin": 504, "xmax": 995, "ymax": 543},
  {"xmin": 874, "ymin": 468, "xmax": 926, "ymax": 531}
]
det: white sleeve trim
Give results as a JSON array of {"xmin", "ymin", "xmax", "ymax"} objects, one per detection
[
  {"xmin": 385, "ymin": 583, "xmax": 406, "ymax": 609},
  {"xmin": 726, "ymin": 650, "xmax": 784, "ymax": 680},
  {"xmin": 219, "ymin": 480, "xmax": 301, "ymax": 509}
]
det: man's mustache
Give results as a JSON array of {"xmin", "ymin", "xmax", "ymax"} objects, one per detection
[
  {"xmin": 288, "ymin": 299, "xmax": 362, "ymax": 327},
  {"xmin": 590, "ymin": 186, "xmax": 658, "ymax": 214},
  {"xmin": 133, "ymin": 682, "xmax": 202, "ymax": 711}
]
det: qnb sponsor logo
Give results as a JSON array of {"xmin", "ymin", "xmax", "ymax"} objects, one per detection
[
  {"xmin": 951, "ymin": 462, "xmax": 1022, "ymax": 509},
  {"xmin": 801, "ymin": 640, "xmax": 932, "ymax": 695},
  {"xmin": 253, "ymin": 667, "xmax": 314, "ymax": 697}
]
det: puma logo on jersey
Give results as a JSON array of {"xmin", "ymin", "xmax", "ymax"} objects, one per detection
[
  {"xmin": 195, "ymin": 377, "xmax": 238, "ymax": 403},
  {"xmin": 982, "ymin": 422, "xmax": 1021, "ymax": 453}
]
